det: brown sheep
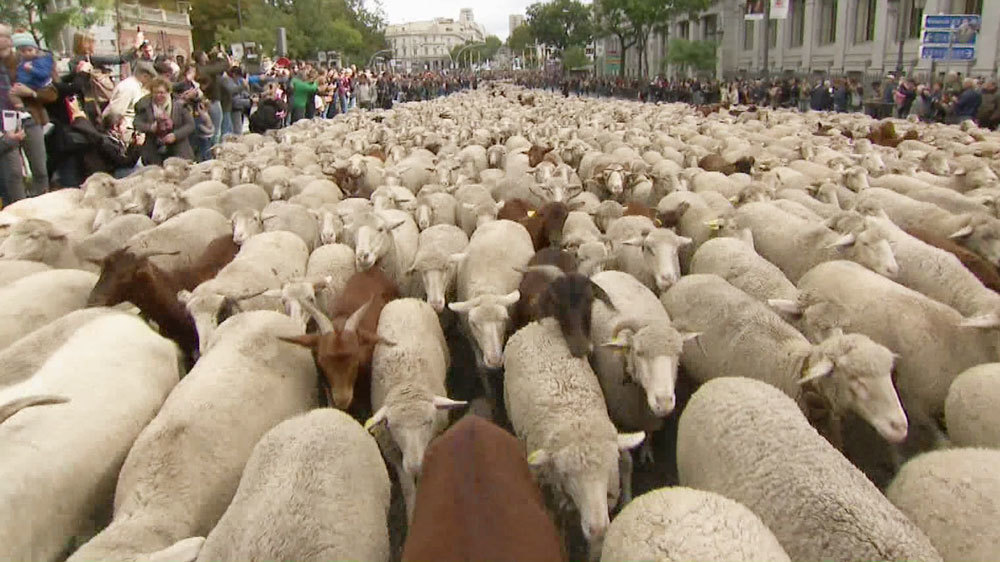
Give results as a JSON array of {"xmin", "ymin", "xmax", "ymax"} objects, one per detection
[
  {"xmin": 698, "ymin": 154, "xmax": 755, "ymax": 175},
  {"xmin": 497, "ymin": 198, "xmax": 538, "ymax": 222},
  {"xmin": 518, "ymin": 202, "xmax": 570, "ymax": 251}
]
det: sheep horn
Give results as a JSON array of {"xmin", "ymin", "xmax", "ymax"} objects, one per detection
[{"xmin": 515, "ymin": 264, "xmax": 565, "ymax": 282}]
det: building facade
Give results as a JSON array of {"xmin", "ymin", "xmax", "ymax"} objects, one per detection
[
  {"xmin": 509, "ymin": 14, "xmax": 526, "ymax": 37},
  {"xmin": 597, "ymin": 0, "xmax": 992, "ymax": 79},
  {"xmin": 47, "ymin": 1, "xmax": 192, "ymax": 61},
  {"xmin": 385, "ymin": 9, "xmax": 487, "ymax": 72}
]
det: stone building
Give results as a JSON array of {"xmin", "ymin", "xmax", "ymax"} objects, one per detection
[
  {"xmin": 597, "ymin": 0, "xmax": 991, "ymax": 79},
  {"xmin": 386, "ymin": 9, "xmax": 487, "ymax": 72}
]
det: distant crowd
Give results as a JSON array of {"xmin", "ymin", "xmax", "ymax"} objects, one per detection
[
  {"xmin": 0, "ymin": 24, "xmax": 480, "ymax": 205},
  {"xmin": 515, "ymin": 70, "xmax": 1000, "ymax": 128}
]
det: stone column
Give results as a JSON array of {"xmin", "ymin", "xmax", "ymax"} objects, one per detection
[
  {"xmin": 833, "ymin": 0, "xmax": 851, "ymax": 71},
  {"xmin": 975, "ymin": 0, "xmax": 1000, "ymax": 75},
  {"xmin": 801, "ymin": 0, "xmax": 817, "ymax": 71}
]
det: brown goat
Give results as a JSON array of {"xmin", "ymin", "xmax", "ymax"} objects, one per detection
[
  {"xmin": 86, "ymin": 235, "xmax": 239, "ymax": 364},
  {"xmin": 904, "ymin": 226, "xmax": 1000, "ymax": 293},
  {"xmin": 655, "ymin": 201, "xmax": 691, "ymax": 230},
  {"xmin": 624, "ymin": 201, "xmax": 660, "ymax": 225},
  {"xmin": 497, "ymin": 198, "xmax": 538, "ymax": 222},
  {"xmin": 402, "ymin": 416, "xmax": 567, "ymax": 562},
  {"xmin": 279, "ymin": 267, "xmax": 399, "ymax": 417},
  {"xmin": 513, "ymin": 248, "xmax": 614, "ymax": 357},
  {"xmin": 518, "ymin": 201, "xmax": 570, "ymax": 251},
  {"xmin": 698, "ymin": 154, "xmax": 755, "ymax": 175},
  {"xmin": 526, "ymin": 145, "xmax": 554, "ymax": 168}
]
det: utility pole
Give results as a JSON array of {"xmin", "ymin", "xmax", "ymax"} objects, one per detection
[
  {"xmin": 896, "ymin": 0, "xmax": 908, "ymax": 74},
  {"xmin": 761, "ymin": 0, "xmax": 771, "ymax": 77}
]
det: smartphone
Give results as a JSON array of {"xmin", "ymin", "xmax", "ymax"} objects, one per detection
[{"xmin": 1, "ymin": 110, "xmax": 20, "ymax": 133}]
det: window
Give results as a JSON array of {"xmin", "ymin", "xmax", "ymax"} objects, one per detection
[
  {"xmin": 789, "ymin": 0, "xmax": 806, "ymax": 47},
  {"xmin": 743, "ymin": 20, "xmax": 755, "ymax": 50},
  {"xmin": 818, "ymin": 0, "xmax": 838, "ymax": 44},
  {"xmin": 855, "ymin": 0, "xmax": 877, "ymax": 43},
  {"xmin": 769, "ymin": 18, "xmax": 778, "ymax": 47},
  {"xmin": 703, "ymin": 14, "xmax": 720, "ymax": 42},
  {"xmin": 679, "ymin": 21, "xmax": 690, "ymax": 40},
  {"xmin": 957, "ymin": 0, "xmax": 983, "ymax": 14}
]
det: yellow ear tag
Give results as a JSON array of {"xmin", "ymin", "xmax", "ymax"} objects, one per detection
[
  {"xmin": 526, "ymin": 210, "xmax": 537, "ymax": 217},
  {"xmin": 527, "ymin": 450, "xmax": 544, "ymax": 464},
  {"xmin": 364, "ymin": 417, "xmax": 379, "ymax": 431}
]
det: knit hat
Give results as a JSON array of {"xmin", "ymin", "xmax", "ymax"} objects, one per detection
[{"xmin": 12, "ymin": 32, "xmax": 38, "ymax": 50}]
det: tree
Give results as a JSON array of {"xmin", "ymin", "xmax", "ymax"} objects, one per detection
[
  {"xmin": 507, "ymin": 23, "xmax": 533, "ymax": 53},
  {"xmin": 593, "ymin": 0, "xmax": 711, "ymax": 77},
  {"xmin": 561, "ymin": 45, "xmax": 589, "ymax": 70},
  {"xmin": 3, "ymin": 0, "xmax": 112, "ymax": 49},
  {"xmin": 450, "ymin": 35, "xmax": 502, "ymax": 68},
  {"xmin": 525, "ymin": 0, "xmax": 592, "ymax": 53},
  {"xmin": 665, "ymin": 38, "xmax": 716, "ymax": 75}
]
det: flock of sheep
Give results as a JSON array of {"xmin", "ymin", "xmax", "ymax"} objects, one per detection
[{"xmin": 2, "ymin": 82, "xmax": 1000, "ymax": 562}]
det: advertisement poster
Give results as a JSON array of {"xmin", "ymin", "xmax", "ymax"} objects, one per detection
[{"xmin": 745, "ymin": 0, "xmax": 789, "ymax": 21}]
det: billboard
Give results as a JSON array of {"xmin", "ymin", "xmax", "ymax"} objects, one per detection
[{"xmin": 745, "ymin": 0, "xmax": 788, "ymax": 20}]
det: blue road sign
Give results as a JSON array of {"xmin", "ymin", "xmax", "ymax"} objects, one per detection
[
  {"xmin": 920, "ymin": 46, "xmax": 976, "ymax": 61},
  {"xmin": 922, "ymin": 14, "xmax": 981, "ymax": 46}
]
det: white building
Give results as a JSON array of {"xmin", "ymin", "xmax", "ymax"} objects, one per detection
[
  {"xmin": 385, "ymin": 9, "xmax": 487, "ymax": 72},
  {"xmin": 597, "ymin": 0, "xmax": 992, "ymax": 79},
  {"xmin": 509, "ymin": 14, "xmax": 526, "ymax": 37}
]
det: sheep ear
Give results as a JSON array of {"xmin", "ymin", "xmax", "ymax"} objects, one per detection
[
  {"xmin": 825, "ymin": 232, "xmax": 856, "ymax": 249},
  {"xmin": 704, "ymin": 219, "xmax": 723, "ymax": 230},
  {"xmin": 768, "ymin": 298, "xmax": 802, "ymax": 315},
  {"xmin": 676, "ymin": 235, "xmax": 693, "ymax": 247},
  {"xmin": 800, "ymin": 355, "xmax": 835, "ymax": 385},
  {"xmin": 948, "ymin": 225, "xmax": 974, "ymax": 240},
  {"xmin": 432, "ymin": 396, "xmax": 468, "ymax": 410},
  {"xmin": 601, "ymin": 336, "xmax": 630, "ymax": 350},
  {"xmin": 621, "ymin": 236, "xmax": 644, "ymax": 247},
  {"xmin": 385, "ymin": 219, "xmax": 407, "ymax": 231},
  {"xmin": 448, "ymin": 299, "xmax": 475, "ymax": 313},
  {"xmin": 590, "ymin": 281, "xmax": 616, "ymax": 311},
  {"xmin": 959, "ymin": 312, "xmax": 1000, "ymax": 329},
  {"xmin": 527, "ymin": 449, "xmax": 550, "ymax": 467},
  {"xmin": 177, "ymin": 290, "xmax": 194, "ymax": 304},
  {"xmin": 617, "ymin": 431, "xmax": 646, "ymax": 451},
  {"xmin": 681, "ymin": 331, "xmax": 701, "ymax": 342},
  {"xmin": 364, "ymin": 406, "xmax": 387, "ymax": 432}
]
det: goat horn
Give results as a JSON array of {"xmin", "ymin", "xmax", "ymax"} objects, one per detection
[
  {"xmin": 344, "ymin": 297, "xmax": 374, "ymax": 333},
  {"xmin": 129, "ymin": 248, "xmax": 182, "ymax": 260},
  {"xmin": 515, "ymin": 264, "xmax": 565, "ymax": 281}
]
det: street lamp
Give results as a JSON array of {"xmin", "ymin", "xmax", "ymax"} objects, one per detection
[
  {"xmin": 452, "ymin": 42, "xmax": 486, "ymax": 70},
  {"xmin": 368, "ymin": 49, "xmax": 393, "ymax": 69}
]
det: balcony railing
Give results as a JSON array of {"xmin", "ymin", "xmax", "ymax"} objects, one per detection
[{"xmin": 117, "ymin": 3, "xmax": 191, "ymax": 27}]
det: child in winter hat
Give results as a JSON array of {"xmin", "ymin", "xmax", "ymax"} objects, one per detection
[{"xmin": 9, "ymin": 32, "xmax": 54, "ymax": 109}]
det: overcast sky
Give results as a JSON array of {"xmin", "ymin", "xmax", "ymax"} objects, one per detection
[{"xmin": 377, "ymin": 0, "xmax": 536, "ymax": 41}]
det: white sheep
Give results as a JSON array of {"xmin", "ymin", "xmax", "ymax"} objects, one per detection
[
  {"xmin": 448, "ymin": 219, "xmax": 533, "ymax": 369},
  {"xmin": 365, "ymin": 299, "xmax": 465, "ymax": 520},
  {"xmin": 351, "ymin": 208, "xmax": 419, "ymax": 295},
  {"xmin": 886, "ymin": 448, "xmax": 1000, "ymax": 562},
  {"xmin": 260, "ymin": 201, "xmax": 321, "ymax": 250},
  {"xmin": 504, "ymin": 320, "xmax": 645, "ymax": 554},
  {"xmin": 408, "ymin": 224, "xmax": 468, "ymax": 313},
  {"xmin": 605, "ymin": 215, "xmax": 691, "ymax": 291},
  {"xmin": 0, "ymin": 259, "xmax": 50, "ymax": 287},
  {"xmin": 1, "ymin": 311, "xmax": 180, "ymax": 562},
  {"xmin": 190, "ymin": 409, "xmax": 391, "ymax": 562},
  {"xmin": 677, "ymin": 377, "xmax": 941, "ymax": 562},
  {"xmin": 734, "ymin": 202, "xmax": 898, "ymax": 282},
  {"xmin": 944, "ymin": 363, "xmax": 1000, "ymax": 449},
  {"xmin": 305, "ymin": 243, "xmax": 356, "ymax": 314},
  {"xmin": 125, "ymin": 207, "xmax": 231, "ymax": 273},
  {"xmin": 590, "ymin": 270, "xmax": 694, "ymax": 436},
  {"xmin": 664, "ymin": 273, "xmax": 907, "ymax": 445},
  {"xmin": 413, "ymin": 191, "xmax": 458, "ymax": 230},
  {"xmin": 775, "ymin": 188, "xmax": 842, "ymax": 218},
  {"xmin": 0, "ymin": 269, "xmax": 98, "ymax": 353},
  {"xmin": 0, "ymin": 308, "xmax": 114, "ymax": 388},
  {"xmin": 601, "ymin": 487, "xmax": 790, "ymax": 562},
  {"xmin": 74, "ymin": 214, "xmax": 157, "ymax": 265},
  {"xmin": 689, "ymin": 237, "xmax": 798, "ymax": 304},
  {"xmin": 180, "ymin": 231, "xmax": 308, "ymax": 354},
  {"xmin": 855, "ymin": 187, "xmax": 1000, "ymax": 265},
  {"xmin": 776, "ymin": 260, "xmax": 1000, "ymax": 448},
  {"xmin": 454, "ymin": 184, "xmax": 501, "ymax": 237},
  {"xmin": 0, "ymin": 218, "xmax": 92, "ymax": 271},
  {"xmin": 286, "ymin": 178, "xmax": 343, "ymax": 207},
  {"xmin": 66, "ymin": 311, "xmax": 317, "ymax": 562}
]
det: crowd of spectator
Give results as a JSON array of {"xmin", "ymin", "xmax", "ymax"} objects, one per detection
[
  {"xmin": 0, "ymin": 24, "xmax": 481, "ymax": 206},
  {"xmin": 515, "ymin": 70, "xmax": 1000, "ymax": 128}
]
